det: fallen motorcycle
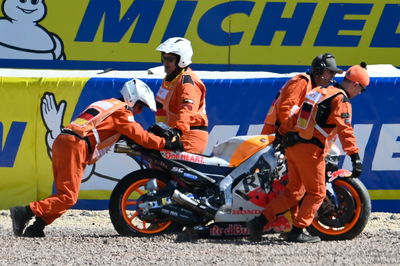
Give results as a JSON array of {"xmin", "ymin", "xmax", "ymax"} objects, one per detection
[{"xmin": 109, "ymin": 123, "xmax": 371, "ymax": 240}]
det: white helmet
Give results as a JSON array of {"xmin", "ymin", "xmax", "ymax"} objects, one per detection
[
  {"xmin": 156, "ymin": 37, "xmax": 193, "ymax": 68},
  {"xmin": 120, "ymin": 78, "xmax": 156, "ymax": 112}
]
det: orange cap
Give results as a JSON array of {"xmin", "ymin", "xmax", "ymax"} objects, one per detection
[{"xmin": 345, "ymin": 63, "xmax": 370, "ymax": 87}]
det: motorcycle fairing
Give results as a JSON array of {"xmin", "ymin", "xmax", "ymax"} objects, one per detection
[
  {"xmin": 173, "ymin": 160, "xmax": 233, "ymax": 181},
  {"xmin": 215, "ymin": 171, "xmax": 266, "ymax": 222},
  {"xmin": 212, "ymin": 135, "xmax": 275, "ymax": 167},
  {"xmin": 160, "ymin": 138, "xmax": 278, "ymax": 188},
  {"xmin": 159, "ymin": 151, "xmax": 234, "ymax": 183},
  {"xmin": 227, "ymin": 145, "xmax": 278, "ymax": 182}
]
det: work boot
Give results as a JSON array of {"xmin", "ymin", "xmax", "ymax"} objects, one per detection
[
  {"xmin": 23, "ymin": 217, "xmax": 46, "ymax": 238},
  {"xmin": 246, "ymin": 215, "xmax": 267, "ymax": 242},
  {"xmin": 286, "ymin": 226, "xmax": 321, "ymax": 243},
  {"xmin": 10, "ymin": 206, "xmax": 34, "ymax": 236}
]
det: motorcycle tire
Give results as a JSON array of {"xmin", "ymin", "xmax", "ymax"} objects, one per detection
[
  {"xmin": 307, "ymin": 177, "xmax": 371, "ymax": 240},
  {"xmin": 109, "ymin": 169, "xmax": 183, "ymax": 236}
]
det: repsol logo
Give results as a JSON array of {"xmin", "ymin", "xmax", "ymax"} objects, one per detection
[
  {"xmin": 0, "ymin": 122, "xmax": 27, "ymax": 167},
  {"xmin": 75, "ymin": 0, "xmax": 399, "ymax": 48}
]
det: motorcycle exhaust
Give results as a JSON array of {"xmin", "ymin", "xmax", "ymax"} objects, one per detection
[
  {"xmin": 150, "ymin": 205, "xmax": 202, "ymax": 226},
  {"xmin": 171, "ymin": 190, "xmax": 215, "ymax": 218}
]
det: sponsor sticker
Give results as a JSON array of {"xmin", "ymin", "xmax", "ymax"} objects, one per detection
[{"xmin": 161, "ymin": 151, "xmax": 205, "ymax": 164}]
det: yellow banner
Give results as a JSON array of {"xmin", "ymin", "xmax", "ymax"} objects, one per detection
[
  {"xmin": 0, "ymin": 77, "xmax": 88, "ymax": 208},
  {"xmin": 0, "ymin": 0, "xmax": 398, "ymax": 67}
]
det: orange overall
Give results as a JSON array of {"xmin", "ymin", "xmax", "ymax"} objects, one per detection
[
  {"xmin": 30, "ymin": 103, "xmax": 166, "ymax": 225},
  {"xmin": 156, "ymin": 68, "xmax": 208, "ymax": 154},
  {"xmin": 261, "ymin": 74, "xmax": 313, "ymax": 135},
  {"xmin": 263, "ymin": 86, "xmax": 359, "ymax": 228}
]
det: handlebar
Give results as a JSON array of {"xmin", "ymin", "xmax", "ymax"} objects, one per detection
[{"xmin": 114, "ymin": 144, "xmax": 139, "ymax": 155}]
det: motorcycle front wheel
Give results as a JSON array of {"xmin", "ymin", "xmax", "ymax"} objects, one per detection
[
  {"xmin": 109, "ymin": 169, "xmax": 183, "ymax": 236},
  {"xmin": 307, "ymin": 177, "xmax": 371, "ymax": 240}
]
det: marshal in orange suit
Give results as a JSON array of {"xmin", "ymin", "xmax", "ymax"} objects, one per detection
[
  {"xmin": 155, "ymin": 37, "xmax": 208, "ymax": 154},
  {"xmin": 10, "ymin": 79, "xmax": 183, "ymax": 237},
  {"xmin": 248, "ymin": 63, "xmax": 369, "ymax": 243}
]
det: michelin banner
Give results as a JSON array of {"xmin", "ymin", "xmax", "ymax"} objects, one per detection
[
  {"xmin": 0, "ymin": 66, "xmax": 399, "ymax": 212},
  {"xmin": 0, "ymin": 0, "xmax": 399, "ymax": 71}
]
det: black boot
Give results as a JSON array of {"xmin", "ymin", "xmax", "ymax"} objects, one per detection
[
  {"xmin": 23, "ymin": 217, "xmax": 46, "ymax": 238},
  {"xmin": 286, "ymin": 226, "xmax": 321, "ymax": 243},
  {"xmin": 10, "ymin": 206, "xmax": 34, "ymax": 236},
  {"xmin": 246, "ymin": 215, "xmax": 267, "ymax": 242}
]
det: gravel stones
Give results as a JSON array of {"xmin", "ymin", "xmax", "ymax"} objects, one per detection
[{"xmin": 1, "ymin": 210, "xmax": 399, "ymax": 265}]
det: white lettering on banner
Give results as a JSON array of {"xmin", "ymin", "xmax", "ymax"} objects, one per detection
[
  {"xmin": 204, "ymin": 125, "xmax": 239, "ymax": 155},
  {"xmin": 246, "ymin": 124, "xmax": 264, "ymax": 135},
  {"xmin": 207, "ymin": 124, "xmax": 377, "ymax": 158},
  {"xmin": 338, "ymin": 124, "xmax": 373, "ymax": 170},
  {"xmin": 372, "ymin": 124, "xmax": 400, "ymax": 171}
]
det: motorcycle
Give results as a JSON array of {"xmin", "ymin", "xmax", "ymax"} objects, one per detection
[{"xmin": 109, "ymin": 123, "xmax": 371, "ymax": 240}]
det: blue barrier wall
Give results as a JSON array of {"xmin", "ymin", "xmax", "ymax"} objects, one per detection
[{"xmin": 70, "ymin": 74, "xmax": 400, "ymax": 212}]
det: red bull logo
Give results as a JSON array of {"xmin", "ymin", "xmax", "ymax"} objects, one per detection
[
  {"xmin": 209, "ymin": 224, "xmax": 249, "ymax": 236},
  {"xmin": 327, "ymin": 169, "xmax": 352, "ymax": 182},
  {"xmin": 264, "ymin": 215, "xmax": 292, "ymax": 233}
]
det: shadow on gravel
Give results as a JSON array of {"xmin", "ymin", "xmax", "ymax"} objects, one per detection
[
  {"xmin": 76, "ymin": 234, "xmax": 123, "ymax": 238},
  {"xmin": 174, "ymin": 229, "xmax": 288, "ymax": 246}
]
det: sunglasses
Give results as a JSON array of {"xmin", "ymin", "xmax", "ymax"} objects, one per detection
[
  {"xmin": 161, "ymin": 55, "xmax": 176, "ymax": 63},
  {"xmin": 358, "ymin": 83, "xmax": 366, "ymax": 93}
]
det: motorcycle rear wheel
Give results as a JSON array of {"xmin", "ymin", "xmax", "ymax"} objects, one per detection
[
  {"xmin": 109, "ymin": 169, "xmax": 182, "ymax": 236},
  {"xmin": 307, "ymin": 177, "xmax": 371, "ymax": 240}
]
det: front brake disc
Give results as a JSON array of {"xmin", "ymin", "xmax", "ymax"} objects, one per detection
[{"xmin": 317, "ymin": 185, "xmax": 355, "ymax": 227}]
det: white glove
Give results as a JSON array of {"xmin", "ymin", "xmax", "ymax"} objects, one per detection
[{"xmin": 41, "ymin": 92, "xmax": 66, "ymax": 149}]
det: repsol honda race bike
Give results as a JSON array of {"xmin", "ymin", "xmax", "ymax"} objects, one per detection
[{"xmin": 109, "ymin": 123, "xmax": 371, "ymax": 240}]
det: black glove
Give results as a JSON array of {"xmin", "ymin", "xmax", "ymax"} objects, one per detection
[
  {"xmin": 350, "ymin": 153, "xmax": 362, "ymax": 178},
  {"xmin": 164, "ymin": 137, "xmax": 184, "ymax": 152},
  {"xmin": 172, "ymin": 128, "xmax": 182, "ymax": 138},
  {"xmin": 273, "ymin": 131, "xmax": 282, "ymax": 146},
  {"xmin": 273, "ymin": 131, "xmax": 284, "ymax": 152}
]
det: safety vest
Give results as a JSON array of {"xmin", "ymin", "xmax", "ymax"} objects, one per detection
[
  {"xmin": 264, "ymin": 73, "xmax": 312, "ymax": 129},
  {"xmin": 155, "ymin": 71, "xmax": 183, "ymax": 123},
  {"xmin": 295, "ymin": 87, "xmax": 345, "ymax": 140},
  {"xmin": 69, "ymin": 98, "xmax": 127, "ymax": 164},
  {"xmin": 155, "ymin": 68, "xmax": 207, "ymax": 130}
]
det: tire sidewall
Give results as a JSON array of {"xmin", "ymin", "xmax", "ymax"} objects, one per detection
[
  {"xmin": 109, "ymin": 169, "xmax": 176, "ymax": 236},
  {"xmin": 307, "ymin": 177, "xmax": 371, "ymax": 240}
]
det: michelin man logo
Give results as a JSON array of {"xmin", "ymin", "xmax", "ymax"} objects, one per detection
[
  {"xmin": 0, "ymin": 0, "xmax": 65, "ymax": 60},
  {"xmin": 40, "ymin": 92, "xmax": 140, "ymax": 191}
]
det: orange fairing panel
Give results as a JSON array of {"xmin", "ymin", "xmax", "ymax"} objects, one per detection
[{"xmin": 230, "ymin": 136, "xmax": 274, "ymax": 167}]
